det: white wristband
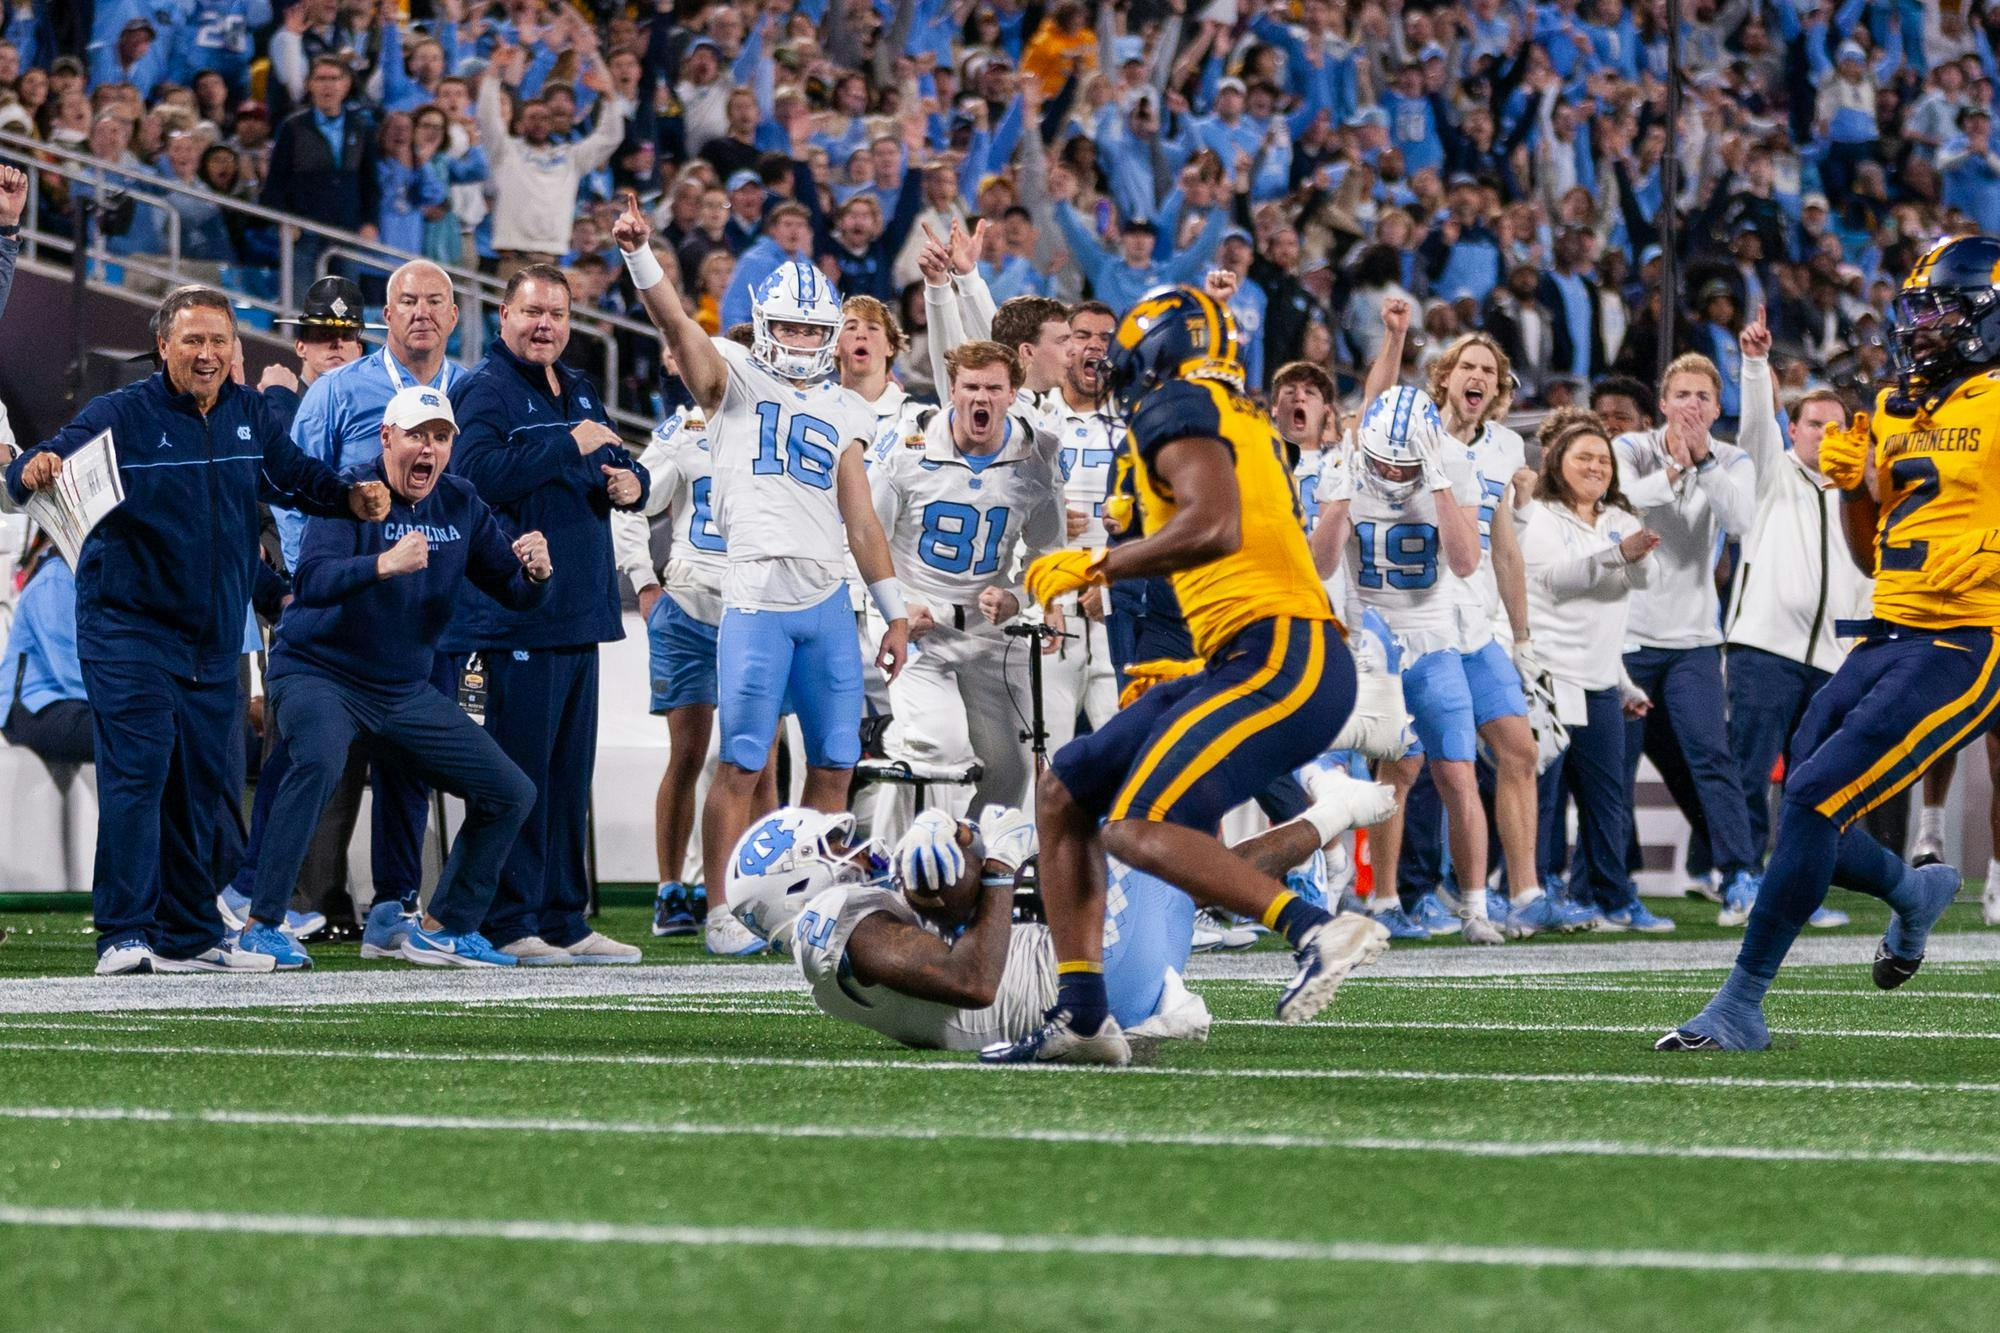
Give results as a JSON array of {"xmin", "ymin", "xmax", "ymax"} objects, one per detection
[
  {"xmin": 621, "ymin": 243, "xmax": 665, "ymax": 291},
  {"xmin": 869, "ymin": 577, "xmax": 910, "ymax": 624}
]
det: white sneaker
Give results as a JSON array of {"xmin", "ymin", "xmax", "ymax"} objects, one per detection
[
  {"xmin": 500, "ymin": 935, "xmax": 577, "ymax": 967},
  {"xmin": 1301, "ymin": 765, "xmax": 1400, "ymax": 837},
  {"xmin": 95, "ymin": 941, "xmax": 158, "ymax": 975},
  {"xmin": 1461, "ymin": 914, "xmax": 1505, "ymax": 945},
  {"xmin": 154, "ymin": 937, "xmax": 278, "ymax": 974},
  {"xmin": 1190, "ymin": 909, "xmax": 1258, "ymax": 953},
  {"xmin": 1984, "ymin": 879, "xmax": 2000, "ymax": 928},
  {"xmin": 705, "ymin": 912, "xmax": 769, "ymax": 956},
  {"xmin": 565, "ymin": 930, "xmax": 642, "ymax": 965}
]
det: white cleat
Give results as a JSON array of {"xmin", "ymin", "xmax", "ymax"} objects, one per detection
[
  {"xmin": 704, "ymin": 912, "xmax": 769, "ymax": 956},
  {"xmin": 1276, "ymin": 914, "xmax": 1391, "ymax": 1023},
  {"xmin": 980, "ymin": 1011, "xmax": 1132, "ymax": 1065},
  {"xmin": 95, "ymin": 942, "xmax": 158, "ymax": 975},
  {"xmin": 153, "ymin": 936, "xmax": 278, "ymax": 974},
  {"xmin": 1301, "ymin": 765, "xmax": 1401, "ymax": 838},
  {"xmin": 1460, "ymin": 913, "xmax": 1505, "ymax": 945},
  {"xmin": 1190, "ymin": 909, "xmax": 1258, "ymax": 953},
  {"xmin": 1985, "ymin": 879, "xmax": 2000, "ymax": 928},
  {"xmin": 565, "ymin": 930, "xmax": 642, "ymax": 965},
  {"xmin": 499, "ymin": 935, "xmax": 577, "ymax": 967}
]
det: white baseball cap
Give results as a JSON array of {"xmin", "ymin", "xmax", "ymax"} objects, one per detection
[{"xmin": 383, "ymin": 384, "xmax": 456, "ymax": 432}]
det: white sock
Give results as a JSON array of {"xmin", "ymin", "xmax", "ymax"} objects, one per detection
[
  {"xmin": 1985, "ymin": 858, "xmax": 2000, "ymax": 891},
  {"xmin": 1459, "ymin": 887, "xmax": 1488, "ymax": 919},
  {"xmin": 1919, "ymin": 804, "xmax": 1946, "ymax": 843},
  {"xmin": 1511, "ymin": 885, "xmax": 1545, "ymax": 907}
]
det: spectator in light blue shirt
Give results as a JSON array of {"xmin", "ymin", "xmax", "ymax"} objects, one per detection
[
  {"xmin": 88, "ymin": 16, "xmax": 170, "ymax": 99},
  {"xmin": 1941, "ymin": 107, "xmax": 2000, "ymax": 234},
  {"xmin": 1379, "ymin": 62, "xmax": 1445, "ymax": 178},
  {"xmin": 0, "ymin": 551, "xmax": 91, "ymax": 766},
  {"xmin": 1053, "ymin": 195, "xmax": 1230, "ymax": 317}
]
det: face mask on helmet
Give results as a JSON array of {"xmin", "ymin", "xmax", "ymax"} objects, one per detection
[
  {"xmin": 752, "ymin": 262, "xmax": 842, "ymax": 383},
  {"xmin": 1356, "ymin": 386, "xmax": 1438, "ymax": 504},
  {"xmin": 726, "ymin": 808, "xmax": 873, "ymax": 951},
  {"xmin": 1889, "ymin": 286, "xmax": 1991, "ymax": 388}
]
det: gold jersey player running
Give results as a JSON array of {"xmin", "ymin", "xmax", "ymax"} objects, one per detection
[
  {"xmin": 1660, "ymin": 237, "xmax": 2000, "ymax": 1052},
  {"xmin": 982, "ymin": 287, "xmax": 1388, "ymax": 1066}
]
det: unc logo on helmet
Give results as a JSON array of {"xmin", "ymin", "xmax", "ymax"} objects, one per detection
[
  {"xmin": 1103, "ymin": 286, "xmax": 1245, "ymax": 418},
  {"xmin": 752, "ymin": 260, "xmax": 843, "ymax": 384},
  {"xmin": 725, "ymin": 808, "xmax": 873, "ymax": 952},
  {"xmin": 1891, "ymin": 235, "xmax": 2000, "ymax": 406},
  {"xmin": 1356, "ymin": 385, "xmax": 1442, "ymax": 504}
]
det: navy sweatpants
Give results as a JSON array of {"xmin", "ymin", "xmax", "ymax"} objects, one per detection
[
  {"xmin": 257, "ymin": 670, "xmax": 535, "ymax": 935},
  {"xmin": 1725, "ymin": 645, "xmax": 1832, "ymax": 870},
  {"xmin": 80, "ymin": 658, "xmax": 239, "ymax": 960},
  {"xmin": 480, "ymin": 645, "xmax": 599, "ymax": 947},
  {"xmin": 1623, "ymin": 645, "xmax": 1758, "ymax": 878},
  {"xmin": 1538, "ymin": 686, "xmax": 1632, "ymax": 912}
]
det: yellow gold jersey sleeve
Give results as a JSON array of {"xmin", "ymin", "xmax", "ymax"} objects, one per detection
[
  {"xmin": 1870, "ymin": 372, "xmax": 2000, "ymax": 629},
  {"xmin": 1123, "ymin": 378, "xmax": 1337, "ymax": 658}
]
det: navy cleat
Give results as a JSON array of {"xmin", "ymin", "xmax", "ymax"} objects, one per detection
[
  {"xmin": 1654, "ymin": 1002, "xmax": 1770, "ymax": 1052},
  {"xmin": 1276, "ymin": 914, "xmax": 1391, "ymax": 1023},
  {"xmin": 980, "ymin": 1009, "xmax": 1131, "ymax": 1066},
  {"xmin": 652, "ymin": 882, "xmax": 697, "ymax": 937},
  {"xmin": 1876, "ymin": 863, "xmax": 1962, "ymax": 989}
]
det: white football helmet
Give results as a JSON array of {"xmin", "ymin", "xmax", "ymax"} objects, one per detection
[
  {"xmin": 751, "ymin": 259, "xmax": 842, "ymax": 382},
  {"xmin": 727, "ymin": 807, "xmax": 871, "ymax": 950},
  {"xmin": 1356, "ymin": 384, "xmax": 1440, "ymax": 504}
]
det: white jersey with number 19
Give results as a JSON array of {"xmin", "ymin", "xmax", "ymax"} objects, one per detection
[{"xmin": 710, "ymin": 338, "xmax": 876, "ymax": 611}]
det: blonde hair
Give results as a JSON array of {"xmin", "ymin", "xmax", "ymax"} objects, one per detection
[
  {"xmin": 1660, "ymin": 352, "xmax": 1723, "ymax": 400},
  {"xmin": 1425, "ymin": 332, "xmax": 1513, "ymax": 427},
  {"xmin": 840, "ymin": 294, "xmax": 907, "ymax": 356}
]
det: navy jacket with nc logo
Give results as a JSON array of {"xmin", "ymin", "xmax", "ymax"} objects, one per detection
[
  {"xmin": 442, "ymin": 339, "xmax": 649, "ymax": 652},
  {"xmin": 3, "ymin": 373, "xmax": 352, "ymax": 680}
]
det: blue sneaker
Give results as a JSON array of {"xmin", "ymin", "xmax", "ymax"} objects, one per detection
[
  {"xmin": 980, "ymin": 1009, "xmax": 1131, "ymax": 1065},
  {"xmin": 1875, "ymin": 863, "xmax": 1963, "ymax": 990},
  {"xmin": 1486, "ymin": 895, "xmax": 1511, "ymax": 930},
  {"xmin": 1372, "ymin": 907, "xmax": 1430, "ymax": 939},
  {"xmin": 401, "ymin": 925, "xmax": 517, "ymax": 968},
  {"xmin": 216, "ymin": 886, "xmax": 252, "ymax": 930},
  {"xmin": 1412, "ymin": 892, "xmax": 1462, "ymax": 937},
  {"xmin": 1503, "ymin": 892, "xmax": 1598, "ymax": 938},
  {"xmin": 652, "ymin": 882, "xmax": 696, "ymax": 937},
  {"xmin": 690, "ymin": 884, "xmax": 710, "ymax": 925},
  {"xmin": 360, "ymin": 899, "xmax": 419, "ymax": 960},
  {"xmin": 1807, "ymin": 905, "xmax": 1850, "ymax": 929},
  {"xmin": 1605, "ymin": 901, "xmax": 1677, "ymax": 933},
  {"xmin": 237, "ymin": 921, "xmax": 311, "ymax": 970},
  {"xmin": 1717, "ymin": 871, "xmax": 1760, "ymax": 927}
]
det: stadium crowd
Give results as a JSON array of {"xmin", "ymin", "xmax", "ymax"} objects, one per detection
[{"xmin": 3, "ymin": 0, "xmax": 2000, "ymax": 983}]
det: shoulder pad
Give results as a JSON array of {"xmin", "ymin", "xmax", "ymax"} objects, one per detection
[{"xmin": 1130, "ymin": 380, "xmax": 1225, "ymax": 459}]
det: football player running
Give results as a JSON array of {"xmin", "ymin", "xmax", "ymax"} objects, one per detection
[
  {"xmin": 1658, "ymin": 237, "xmax": 1992, "ymax": 1051},
  {"xmin": 986, "ymin": 287, "xmax": 1388, "ymax": 1066},
  {"xmin": 612, "ymin": 194, "xmax": 911, "ymax": 956},
  {"xmin": 1312, "ymin": 386, "xmax": 1505, "ymax": 942}
]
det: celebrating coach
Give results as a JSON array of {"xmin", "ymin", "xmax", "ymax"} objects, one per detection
[
  {"xmin": 3, "ymin": 286, "xmax": 389, "ymax": 975},
  {"xmin": 443, "ymin": 264, "xmax": 649, "ymax": 966}
]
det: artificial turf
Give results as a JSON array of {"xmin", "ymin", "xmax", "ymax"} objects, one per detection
[{"xmin": 2, "ymin": 897, "xmax": 1998, "ymax": 1331}]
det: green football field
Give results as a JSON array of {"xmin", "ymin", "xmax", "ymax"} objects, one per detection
[{"xmin": 3, "ymin": 896, "xmax": 1999, "ymax": 1332}]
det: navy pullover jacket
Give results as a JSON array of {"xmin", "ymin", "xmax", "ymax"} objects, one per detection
[
  {"xmin": 3, "ymin": 373, "xmax": 352, "ymax": 680},
  {"xmin": 273, "ymin": 460, "xmax": 546, "ymax": 691},
  {"xmin": 441, "ymin": 338, "xmax": 648, "ymax": 652}
]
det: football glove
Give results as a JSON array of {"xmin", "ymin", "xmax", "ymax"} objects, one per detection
[
  {"xmin": 1816, "ymin": 410, "xmax": 1871, "ymax": 490},
  {"xmin": 1333, "ymin": 645, "xmax": 1413, "ymax": 761},
  {"xmin": 1512, "ymin": 636, "xmax": 1544, "ymax": 690},
  {"xmin": 1025, "ymin": 547, "xmax": 1107, "ymax": 607},
  {"xmin": 1117, "ymin": 657, "xmax": 1206, "ymax": 709},
  {"xmin": 894, "ymin": 809, "xmax": 965, "ymax": 900},
  {"xmin": 1929, "ymin": 526, "xmax": 2000, "ymax": 593},
  {"xmin": 977, "ymin": 806, "xmax": 1038, "ymax": 873}
]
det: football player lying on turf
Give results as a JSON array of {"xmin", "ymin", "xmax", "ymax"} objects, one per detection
[{"xmin": 725, "ymin": 767, "xmax": 1396, "ymax": 1055}]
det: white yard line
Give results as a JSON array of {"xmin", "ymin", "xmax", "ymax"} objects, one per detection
[
  {"xmin": 1208, "ymin": 1017, "xmax": 2000, "ymax": 1040},
  {"xmin": 7, "ymin": 932, "xmax": 1998, "ymax": 1015},
  {"xmin": 0, "ymin": 1204, "xmax": 1993, "ymax": 1278},
  {"xmin": 8, "ymin": 1039, "xmax": 2000, "ymax": 1094},
  {"xmin": 6, "ymin": 1103, "xmax": 1998, "ymax": 1168}
]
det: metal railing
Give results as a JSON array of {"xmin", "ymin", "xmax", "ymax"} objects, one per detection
[{"xmin": 0, "ymin": 130, "xmax": 665, "ymax": 433}]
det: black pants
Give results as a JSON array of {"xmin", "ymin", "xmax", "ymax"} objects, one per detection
[{"xmin": 3, "ymin": 698, "xmax": 94, "ymax": 766}]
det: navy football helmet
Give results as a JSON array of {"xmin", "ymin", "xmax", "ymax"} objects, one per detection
[
  {"xmin": 1103, "ymin": 286, "xmax": 1245, "ymax": 418},
  {"xmin": 1890, "ymin": 235, "xmax": 2000, "ymax": 400}
]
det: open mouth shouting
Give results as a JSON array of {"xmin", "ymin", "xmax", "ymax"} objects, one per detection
[
  {"xmin": 407, "ymin": 456, "xmax": 437, "ymax": 491},
  {"xmin": 1462, "ymin": 384, "xmax": 1487, "ymax": 413}
]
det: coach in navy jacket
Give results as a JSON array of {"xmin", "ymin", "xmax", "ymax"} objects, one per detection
[
  {"xmin": 249, "ymin": 386, "xmax": 546, "ymax": 962},
  {"xmin": 3, "ymin": 286, "xmax": 387, "ymax": 972},
  {"xmin": 440, "ymin": 264, "xmax": 650, "ymax": 962}
]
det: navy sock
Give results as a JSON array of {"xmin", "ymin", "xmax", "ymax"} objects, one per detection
[
  {"xmin": 1832, "ymin": 828, "xmax": 1907, "ymax": 902},
  {"xmin": 1056, "ymin": 966, "xmax": 1109, "ymax": 1033},
  {"xmin": 1268, "ymin": 893, "xmax": 1334, "ymax": 950},
  {"xmin": 1732, "ymin": 802, "xmax": 1840, "ymax": 994}
]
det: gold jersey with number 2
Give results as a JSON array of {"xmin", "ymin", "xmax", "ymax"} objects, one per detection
[
  {"xmin": 1114, "ymin": 376, "xmax": 1337, "ymax": 658},
  {"xmin": 1870, "ymin": 369, "xmax": 2000, "ymax": 628}
]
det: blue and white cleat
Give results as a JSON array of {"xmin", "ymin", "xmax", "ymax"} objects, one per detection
[
  {"xmin": 1486, "ymin": 894, "xmax": 1512, "ymax": 931},
  {"xmin": 359, "ymin": 899, "xmax": 420, "ymax": 960},
  {"xmin": 216, "ymin": 886, "xmax": 251, "ymax": 931},
  {"xmin": 401, "ymin": 926, "xmax": 517, "ymax": 968},
  {"xmin": 652, "ymin": 881, "xmax": 697, "ymax": 937},
  {"xmin": 1875, "ymin": 863, "xmax": 1962, "ymax": 990},
  {"xmin": 1502, "ymin": 892, "xmax": 1597, "ymax": 938},
  {"xmin": 704, "ymin": 912, "xmax": 768, "ymax": 956},
  {"xmin": 1807, "ymin": 905, "xmax": 1850, "ymax": 929},
  {"xmin": 281, "ymin": 908, "xmax": 327, "ymax": 940},
  {"xmin": 1372, "ymin": 906, "xmax": 1430, "ymax": 939},
  {"xmin": 1605, "ymin": 901, "xmax": 1677, "ymax": 933},
  {"xmin": 980, "ymin": 1009, "xmax": 1131, "ymax": 1065},
  {"xmin": 1412, "ymin": 892, "xmax": 1463, "ymax": 937},
  {"xmin": 1276, "ymin": 914, "xmax": 1391, "ymax": 1023},
  {"xmin": 1191, "ymin": 909, "xmax": 1259, "ymax": 953},
  {"xmin": 237, "ymin": 921, "xmax": 312, "ymax": 970},
  {"xmin": 690, "ymin": 884, "xmax": 710, "ymax": 924},
  {"xmin": 154, "ymin": 934, "xmax": 278, "ymax": 974},
  {"xmin": 1716, "ymin": 871, "xmax": 1761, "ymax": 927}
]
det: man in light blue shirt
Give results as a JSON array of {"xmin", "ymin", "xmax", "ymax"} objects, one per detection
[
  {"xmin": 1054, "ymin": 201, "xmax": 1229, "ymax": 316},
  {"xmin": 0, "ymin": 550, "xmax": 90, "ymax": 766}
]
